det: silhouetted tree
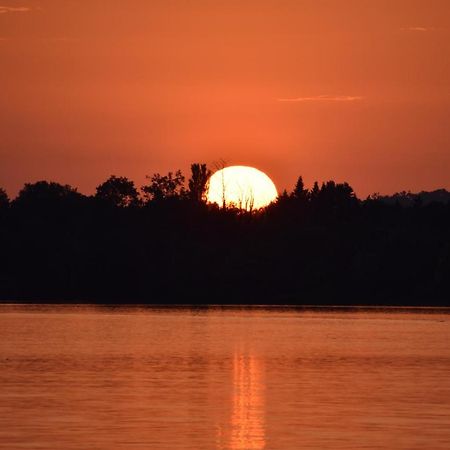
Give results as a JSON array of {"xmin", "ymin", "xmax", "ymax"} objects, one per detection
[
  {"xmin": 280, "ymin": 189, "xmax": 289, "ymax": 199},
  {"xmin": 333, "ymin": 182, "xmax": 357, "ymax": 207},
  {"xmin": 188, "ymin": 163, "xmax": 211, "ymax": 202},
  {"xmin": 13, "ymin": 181, "xmax": 81, "ymax": 207},
  {"xmin": 211, "ymin": 159, "xmax": 229, "ymax": 209},
  {"xmin": 313, "ymin": 181, "xmax": 358, "ymax": 218},
  {"xmin": 292, "ymin": 176, "xmax": 309, "ymax": 205},
  {"xmin": 366, "ymin": 192, "xmax": 381, "ymax": 202},
  {"xmin": 0, "ymin": 187, "xmax": 9, "ymax": 210},
  {"xmin": 272, "ymin": 189, "xmax": 291, "ymax": 214},
  {"xmin": 141, "ymin": 170, "xmax": 186, "ymax": 202},
  {"xmin": 309, "ymin": 181, "xmax": 320, "ymax": 202},
  {"xmin": 95, "ymin": 175, "xmax": 140, "ymax": 207}
]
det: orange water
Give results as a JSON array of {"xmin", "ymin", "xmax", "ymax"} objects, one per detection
[{"xmin": 1, "ymin": 305, "xmax": 449, "ymax": 449}]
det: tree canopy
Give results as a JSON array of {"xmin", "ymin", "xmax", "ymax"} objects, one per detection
[
  {"xmin": 1, "ymin": 164, "xmax": 449, "ymax": 305},
  {"xmin": 95, "ymin": 175, "xmax": 139, "ymax": 207}
]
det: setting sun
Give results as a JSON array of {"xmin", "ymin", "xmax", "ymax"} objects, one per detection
[{"xmin": 206, "ymin": 166, "xmax": 278, "ymax": 210}]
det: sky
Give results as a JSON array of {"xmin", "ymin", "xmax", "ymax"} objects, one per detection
[{"xmin": 1, "ymin": 0, "xmax": 449, "ymax": 198}]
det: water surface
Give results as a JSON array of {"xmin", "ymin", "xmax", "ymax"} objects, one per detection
[{"xmin": 1, "ymin": 305, "xmax": 449, "ymax": 449}]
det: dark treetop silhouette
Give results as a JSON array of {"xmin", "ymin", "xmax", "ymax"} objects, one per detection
[{"xmin": 0, "ymin": 164, "xmax": 449, "ymax": 305}]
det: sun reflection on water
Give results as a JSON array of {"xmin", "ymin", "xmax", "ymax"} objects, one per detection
[{"xmin": 229, "ymin": 352, "xmax": 266, "ymax": 450}]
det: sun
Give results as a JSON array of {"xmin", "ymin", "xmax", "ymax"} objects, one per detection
[{"xmin": 206, "ymin": 166, "xmax": 278, "ymax": 210}]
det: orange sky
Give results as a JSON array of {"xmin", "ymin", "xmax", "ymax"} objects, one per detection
[{"xmin": 1, "ymin": 0, "xmax": 449, "ymax": 197}]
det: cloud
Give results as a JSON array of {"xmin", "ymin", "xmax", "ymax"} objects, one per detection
[
  {"xmin": 400, "ymin": 27, "xmax": 433, "ymax": 32},
  {"xmin": 0, "ymin": 6, "xmax": 32, "ymax": 14},
  {"xmin": 277, "ymin": 95, "xmax": 364, "ymax": 103}
]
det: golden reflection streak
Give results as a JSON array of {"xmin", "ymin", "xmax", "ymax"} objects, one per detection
[{"xmin": 229, "ymin": 352, "xmax": 266, "ymax": 450}]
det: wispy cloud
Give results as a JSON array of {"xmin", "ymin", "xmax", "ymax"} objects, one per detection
[
  {"xmin": 277, "ymin": 95, "xmax": 364, "ymax": 103},
  {"xmin": 0, "ymin": 6, "xmax": 32, "ymax": 14},
  {"xmin": 400, "ymin": 26, "xmax": 433, "ymax": 32}
]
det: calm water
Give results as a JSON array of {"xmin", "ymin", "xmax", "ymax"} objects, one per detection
[{"xmin": 1, "ymin": 305, "xmax": 449, "ymax": 450}]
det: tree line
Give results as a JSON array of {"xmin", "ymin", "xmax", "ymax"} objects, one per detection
[
  {"xmin": 0, "ymin": 163, "xmax": 210, "ymax": 209},
  {"xmin": 0, "ymin": 163, "xmax": 449, "ymax": 305}
]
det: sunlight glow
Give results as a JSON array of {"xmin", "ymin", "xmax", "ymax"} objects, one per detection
[
  {"xmin": 206, "ymin": 166, "xmax": 278, "ymax": 210},
  {"xmin": 230, "ymin": 352, "xmax": 265, "ymax": 450}
]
